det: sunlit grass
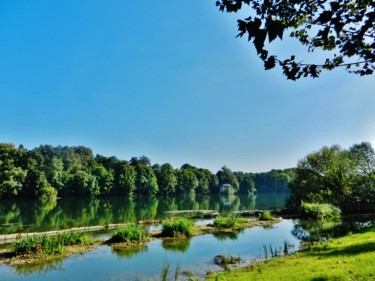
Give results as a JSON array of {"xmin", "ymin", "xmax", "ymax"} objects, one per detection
[
  {"xmin": 208, "ymin": 225, "xmax": 375, "ymax": 281},
  {"xmin": 213, "ymin": 214, "xmax": 247, "ymax": 228},
  {"xmin": 161, "ymin": 218, "xmax": 193, "ymax": 238},
  {"xmin": 13, "ymin": 232, "xmax": 92, "ymax": 255},
  {"xmin": 110, "ymin": 224, "xmax": 148, "ymax": 243}
]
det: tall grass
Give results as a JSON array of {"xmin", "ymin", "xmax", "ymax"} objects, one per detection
[
  {"xmin": 213, "ymin": 214, "xmax": 247, "ymax": 228},
  {"xmin": 161, "ymin": 218, "xmax": 193, "ymax": 237},
  {"xmin": 300, "ymin": 202, "xmax": 341, "ymax": 220},
  {"xmin": 259, "ymin": 211, "xmax": 274, "ymax": 221},
  {"xmin": 110, "ymin": 224, "xmax": 148, "ymax": 243},
  {"xmin": 14, "ymin": 232, "xmax": 91, "ymax": 255}
]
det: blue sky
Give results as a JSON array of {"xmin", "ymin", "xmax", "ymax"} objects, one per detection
[{"xmin": 0, "ymin": 1, "xmax": 374, "ymax": 173}]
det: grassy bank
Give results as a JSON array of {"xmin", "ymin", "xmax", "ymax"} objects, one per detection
[{"xmin": 208, "ymin": 225, "xmax": 375, "ymax": 281}]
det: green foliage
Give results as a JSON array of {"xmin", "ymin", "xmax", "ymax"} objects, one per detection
[
  {"xmin": 300, "ymin": 202, "xmax": 341, "ymax": 221},
  {"xmin": 161, "ymin": 218, "xmax": 193, "ymax": 237},
  {"xmin": 0, "ymin": 142, "xmax": 294, "ymax": 199},
  {"xmin": 259, "ymin": 210, "xmax": 274, "ymax": 221},
  {"xmin": 288, "ymin": 142, "xmax": 375, "ymax": 208},
  {"xmin": 13, "ymin": 232, "xmax": 91, "ymax": 255},
  {"xmin": 216, "ymin": 0, "xmax": 375, "ymax": 79},
  {"xmin": 110, "ymin": 224, "xmax": 148, "ymax": 243},
  {"xmin": 213, "ymin": 214, "xmax": 247, "ymax": 228}
]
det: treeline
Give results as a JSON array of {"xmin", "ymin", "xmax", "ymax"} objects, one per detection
[
  {"xmin": 288, "ymin": 142, "xmax": 375, "ymax": 208},
  {"xmin": 0, "ymin": 143, "xmax": 293, "ymax": 199}
]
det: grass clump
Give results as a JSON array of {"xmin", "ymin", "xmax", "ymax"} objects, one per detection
[
  {"xmin": 213, "ymin": 214, "xmax": 247, "ymax": 228},
  {"xmin": 110, "ymin": 224, "xmax": 148, "ymax": 243},
  {"xmin": 13, "ymin": 232, "xmax": 91, "ymax": 255},
  {"xmin": 300, "ymin": 202, "xmax": 341, "ymax": 220},
  {"xmin": 161, "ymin": 218, "xmax": 193, "ymax": 238},
  {"xmin": 259, "ymin": 210, "xmax": 274, "ymax": 221}
]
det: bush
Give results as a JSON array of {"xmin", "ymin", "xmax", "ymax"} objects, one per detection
[
  {"xmin": 161, "ymin": 218, "xmax": 193, "ymax": 237},
  {"xmin": 14, "ymin": 232, "xmax": 91, "ymax": 255},
  {"xmin": 213, "ymin": 214, "xmax": 247, "ymax": 228},
  {"xmin": 259, "ymin": 211, "xmax": 275, "ymax": 221},
  {"xmin": 300, "ymin": 202, "xmax": 341, "ymax": 220},
  {"xmin": 110, "ymin": 224, "xmax": 148, "ymax": 243}
]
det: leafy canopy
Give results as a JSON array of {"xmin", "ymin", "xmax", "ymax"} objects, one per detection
[{"xmin": 216, "ymin": 0, "xmax": 375, "ymax": 80}]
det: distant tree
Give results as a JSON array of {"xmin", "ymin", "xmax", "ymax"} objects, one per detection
[
  {"xmin": 235, "ymin": 172, "xmax": 256, "ymax": 194},
  {"xmin": 217, "ymin": 166, "xmax": 240, "ymax": 192},
  {"xmin": 156, "ymin": 163, "xmax": 178, "ymax": 196},
  {"xmin": 176, "ymin": 169, "xmax": 199, "ymax": 195},
  {"xmin": 114, "ymin": 161, "xmax": 137, "ymax": 197},
  {"xmin": 216, "ymin": 0, "xmax": 375, "ymax": 80}
]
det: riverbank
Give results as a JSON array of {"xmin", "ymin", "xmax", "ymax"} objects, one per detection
[{"xmin": 207, "ymin": 225, "xmax": 375, "ymax": 280}]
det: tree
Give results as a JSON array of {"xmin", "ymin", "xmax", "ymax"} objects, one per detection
[
  {"xmin": 114, "ymin": 161, "xmax": 137, "ymax": 197},
  {"xmin": 216, "ymin": 0, "xmax": 375, "ymax": 80},
  {"xmin": 288, "ymin": 143, "xmax": 375, "ymax": 207},
  {"xmin": 156, "ymin": 163, "xmax": 178, "ymax": 196},
  {"xmin": 216, "ymin": 166, "xmax": 240, "ymax": 192}
]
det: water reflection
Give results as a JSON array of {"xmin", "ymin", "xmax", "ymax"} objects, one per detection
[
  {"xmin": 111, "ymin": 244, "xmax": 148, "ymax": 259},
  {"xmin": 0, "ymin": 193, "xmax": 289, "ymax": 234},
  {"xmin": 212, "ymin": 231, "xmax": 240, "ymax": 241},
  {"xmin": 162, "ymin": 237, "xmax": 192, "ymax": 253}
]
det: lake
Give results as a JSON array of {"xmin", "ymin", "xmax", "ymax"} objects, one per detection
[{"xmin": 2, "ymin": 193, "xmax": 371, "ymax": 280}]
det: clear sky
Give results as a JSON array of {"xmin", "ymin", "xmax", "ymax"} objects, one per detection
[{"xmin": 0, "ymin": 1, "xmax": 374, "ymax": 173}]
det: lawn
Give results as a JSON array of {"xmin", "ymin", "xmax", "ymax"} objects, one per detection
[{"xmin": 208, "ymin": 225, "xmax": 375, "ymax": 281}]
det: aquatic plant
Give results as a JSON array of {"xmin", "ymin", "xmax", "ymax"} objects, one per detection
[
  {"xmin": 13, "ymin": 232, "xmax": 91, "ymax": 255},
  {"xmin": 213, "ymin": 214, "xmax": 247, "ymax": 228},
  {"xmin": 259, "ymin": 210, "xmax": 274, "ymax": 221},
  {"xmin": 300, "ymin": 202, "xmax": 341, "ymax": 220},
  {"xmin": 110, "ymin": 224, "xmax": 148, "ymax": 243},
  {"xmin": 161, "ymin": 218, "xmax": 193, "ymax": 237}
]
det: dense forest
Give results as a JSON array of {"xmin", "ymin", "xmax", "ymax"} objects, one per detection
[{"xmin": 0, "ymin": 143, "xmax": 293, "ymax": 200}]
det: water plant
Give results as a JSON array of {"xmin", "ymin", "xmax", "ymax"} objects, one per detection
[
  {"xmin": 161, "ymin": 218, "xmax": 193, "ymax": 237},
  {"xmin": 300, "ymin": 202, "xmax": 341, "ymax": 220},
  {"xmin": 110, "ymin": 224, "xmax": 148, "ymax": 243},
  {"xmin": 259, "ymin": 210, "xmax": 274, "ymax": 221},
  {"xmin": 213, "ymin": 214, "xmax": 247, "ymax": 228},
  {"xmin": 13, "ymin": 232, "xmax": 91, "ymax": 255}
]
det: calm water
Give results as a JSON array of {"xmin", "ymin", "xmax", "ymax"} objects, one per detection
[
  {"xmin": 1, "ymin": 193, "xmax": 373, "ymax": 280},
  {"xmin": 0, "ymin": 193, "xmax": 289, "ymax": 234},
  {"xmin": 1, "ymin": 219, "xmax": 300, "ymax": 281}
]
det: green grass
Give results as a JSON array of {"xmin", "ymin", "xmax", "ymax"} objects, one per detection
[
  {"xmin": 259, "ymin": 211, "xmax": 274, "ymax": 221},
  {"xmin": 300, "ymin": 202, "xmax": 341, "ymax": 220},
  {"xmin": 161, "ymin": 218, "xmax": 193, "ymax": 237},
  {"xmin": 13, "ymin": 232, "xmax": 91, "ymax": 255},
  {"xmin": 110, "ymin": 224, "xmax": 148, "ymax": 243},
  {"xmin": 208, "ymin": 225, "xmax": 375, "ymax": 281},
  {"xmin": 213, "ymin": 214, "xmax": 247, "ymax": 228}
]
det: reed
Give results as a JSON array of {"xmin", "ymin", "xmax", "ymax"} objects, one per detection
[
  {"xmin": 213, "ymin": 214, "xmax": 247, "ymax": 228},
  {"xmin": 110, "ymin": 224, "xmax": 148, "ymax": 243},
  {"xmin": 161, "ymin": 218, "xmax": 193, "ymax": 238}
]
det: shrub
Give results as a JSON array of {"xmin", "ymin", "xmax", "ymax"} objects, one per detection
[
  {"xmin": 259, "ymin": 211, "xmax": 275, "ymax": 221},
  {"xmin": 213, "ymin": 214, "xmax": 247, "ymax": 228},
  {"xmin": 300, "ymin": 202, "xmax": 341, "ymax": 220},
  {"xmin": 110, "ymin": 224, "xmax": 148, "ymax": 243},
  {"xmin": 161, "ymin": 218, "xmax": 193, "ymax": 237}
]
